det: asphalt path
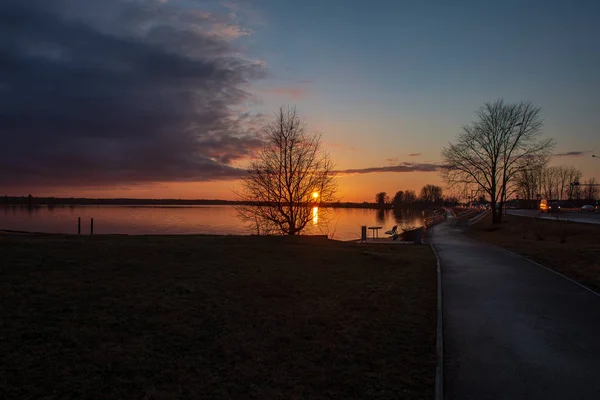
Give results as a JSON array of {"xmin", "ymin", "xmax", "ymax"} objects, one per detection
[{"xmin": 433, "ymin": 213, "xmax": 600, "ymax": 399}]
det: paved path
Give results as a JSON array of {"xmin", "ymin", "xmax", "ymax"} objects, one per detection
[
  {"xmin": 433, "ymin": 214, "xmax": 600, "ymax": 399},
  {"xmin": 507, "ymin": 209, "xmax": 600, "ymax": 224}
]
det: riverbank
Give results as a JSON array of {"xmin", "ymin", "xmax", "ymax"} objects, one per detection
[
  {"xmin": 1, "ymin": 234, "xmax": 437, "ymax": 399},
  {"xmin": 464, "ymin": 214, "xmax": 600, "ymax": 293},
  {"xmin": 1, "ymin": 196, "xmax": 446, "ymax": 210}
]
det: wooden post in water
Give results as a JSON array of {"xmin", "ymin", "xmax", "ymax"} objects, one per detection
[
  {"xmin": 77, "ymin": 217, "xmax": 81, "ymax": 235},
  {"xmin": 90, "ymin": 218, "xmax": 94, "ymax": 235}
]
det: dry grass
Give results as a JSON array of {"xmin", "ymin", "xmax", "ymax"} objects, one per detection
[
  {"xmin": 0, "ymin": 234, "xmax": 436, "ymax": 400},
  {"xmin": 465, "ymin": 214, "xmax": 600, "ymax": 293}
]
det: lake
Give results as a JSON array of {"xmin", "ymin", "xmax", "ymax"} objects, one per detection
[{"xmin": 0, "ymin": 205, "xmax": 425, "ymax": 241}]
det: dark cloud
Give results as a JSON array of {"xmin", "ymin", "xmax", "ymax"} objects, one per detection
[
  {"xmin": 337, "ymin": 162, "xmax": 441, "ymax": 175},
  {"xmin": 0, "ymin": 0, "xmax": 266, "ymax": 187},
  {"xmin": 408, "ymin": 153, "xmax": 422, "ymax": 157},
  {"xmin": 553, "ymin": 151, "xmax": 591, "ymax": 157}
]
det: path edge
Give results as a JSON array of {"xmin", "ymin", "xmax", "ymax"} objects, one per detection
[{"xmin": 429, "ymin": 238, "xmax": 444, "ymax": 400}]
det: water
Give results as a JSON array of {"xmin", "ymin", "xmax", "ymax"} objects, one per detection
[{"xmin": 0, "ymin": 205, "xmax": 425, "ymax": 241}]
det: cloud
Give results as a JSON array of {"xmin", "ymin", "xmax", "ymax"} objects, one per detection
[
  {"xmin": 553, "ymin": 151, "xmax": 591, "ymax": 157},
  {"xmin": 192, "ymin": 9, "xmax": 251, "ymax": 41},
  {"xmin": 386, "ymin": 154, "xmax": 420, "ymax": 163},
  {"xmin": 221, "ymin": 1, "xmax": 265, "ymax": 27},
  {"xmin": 210, "ymin": 22, "xmax": 250, "ymax": 40},
  {"xmin": 0, "ymin": 0, "xmax": 266, "ymax": 188},
  {"xmin": 337, "ymin": 162, "xmax": 441, "ymax": 175}
]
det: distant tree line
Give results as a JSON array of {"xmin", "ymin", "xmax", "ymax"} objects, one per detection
[
  {"xmin": 0, "ymin": 196, "xmax": 412, "ymax": 209},
  {"xmin": 515, "ymin": 165, "xmax": 598, "ymax": 201},
  {"xmin": 375, "ymin": 184, "xmax": 449, "ymax": 209}
]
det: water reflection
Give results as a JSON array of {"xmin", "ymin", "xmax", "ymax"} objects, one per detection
[
  {"xmin": 376, "ymin": 208, "xmax": 385, "ymax": 223},
  {"xmin": 393, "ymin": 208, "xmax": 418, "ymax": 224},
  {"xmin": 0, "ymin": 205, "xmax": 425, "ymax": 241}
]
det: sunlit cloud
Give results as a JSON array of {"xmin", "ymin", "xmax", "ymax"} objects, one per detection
[
  {"xmin": 209, "ymin": 22, "xmax": 250, "ymax": 41},
  {"xmin": 386, "ymin": 154, "xmax": 421, "ymax": 163},
  {"xmin": 336, "ymin": 162, "xmax": 441, "ymax": 175},
  {"xmin": 553, "ymin": 151, "xmax": 592, "ymax": 157}
]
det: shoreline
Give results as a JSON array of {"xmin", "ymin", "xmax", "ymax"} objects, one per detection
[{"xmin": 2, "ymin": 197, "xmax": 448, "ymax": 210}]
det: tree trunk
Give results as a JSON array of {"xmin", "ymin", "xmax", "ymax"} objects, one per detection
[
  {"xmin": 491, "ymin": 202, "xmax": 501, "ymax": 224},
  {"xmin": 496, "ymin": 203, "xmax": 503, "ymax": 224}
]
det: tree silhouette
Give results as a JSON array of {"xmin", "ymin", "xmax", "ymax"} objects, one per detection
[
  {"xmin": 403, "ymin": 190, "xmax": 417, "ymax": 204},
  {"xmin": 442, "ymin": 99, "xmax": 553, "ymax": 224},
  {"xmin": 236, "ymin": 106, "xmax": 338, "ymax": 235},
  {"xmin": 392, "ymin": 190, "xmax": 404, "ymax": 208},
  {"xmin": 375, "ymin": 192, "xmax": 388, "ymax": 207},
  {"xmin": 419, "ymin": 184, "xmax": 443, "ymax": 204}
]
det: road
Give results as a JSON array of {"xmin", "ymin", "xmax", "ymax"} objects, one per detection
[
  {"xmin": 507, "ymin": 209, "xmax": 600, "ymax": 224},
  {"xmin": 433, "ymin": 213, "xmax": 600, "ymax": 399}
]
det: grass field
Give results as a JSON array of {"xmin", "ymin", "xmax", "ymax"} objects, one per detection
[
  {"xmin": 465, "ymin": 214, "xmax": 600, "ymax": 293},
  {"xmin": 0, "ymin": 234, "xmax": 437, "ymax": 399}
]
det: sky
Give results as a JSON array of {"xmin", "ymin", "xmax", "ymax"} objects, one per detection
[{"xmin": 1, "ymin": 0, "xmax": 599, "ymax": 202}]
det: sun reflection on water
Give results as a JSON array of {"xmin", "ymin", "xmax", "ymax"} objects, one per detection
[{"xmin": 1, "ymin": 205, "xmax": 426, "ymax": 240}]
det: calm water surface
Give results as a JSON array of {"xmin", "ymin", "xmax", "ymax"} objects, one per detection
[{"xmin": 0, "ymin": 205, "xmax": 424, "ymax": 241}]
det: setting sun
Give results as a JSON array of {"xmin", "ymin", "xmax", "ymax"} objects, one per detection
[{"xmin": 312, "ymin": 192, "xmax": 319, "ymax": 199}]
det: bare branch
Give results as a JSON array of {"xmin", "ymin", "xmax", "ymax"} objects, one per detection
[
  {"xmin": 441, "ymin": 99, "xmax": 554, "ymax": 223},
  {"xmin": 235, "ymin": 106, "xmax": 338, "ymax": 235}
]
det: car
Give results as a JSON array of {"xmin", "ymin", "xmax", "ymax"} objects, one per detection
[
  {"xmin": 581, "ymin": 205, "xmax": 596, "ymax": 212},
  {"xmin": 540, "ymin": 199, "xmax": 561, "ymax": 213}
]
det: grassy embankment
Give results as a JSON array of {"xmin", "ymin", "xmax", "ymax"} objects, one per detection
[
  {"xmin": 0, "ymin": 234, "xmax": 437, "ymax": 399},
  {"xmin": 465, "ymin": 214, "xmax": 600, "ymax": 293}
]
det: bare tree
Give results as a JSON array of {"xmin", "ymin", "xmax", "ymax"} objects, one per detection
[
  {"xmin": 565, "ymin": 167, "xmax": 583, "ymax": 200},
  {"xmin": 236, "ymin": 106, "xmax": 337, "ymax": 235},
  {"xmin": 573, "ymin": 183, "xmax": 583, "ymax": 200},
  {"xmin": 515, "ymin": 160, "xmax": 544, "ymax": 200},
  {"xmin": 583, "ymin": 177, "xmax": 599, "ymax": 200},
  {"xmin": 542, "ymin": 165, "xmax": 583, "ymax": 200},
  {"xmin": 392, "ymin": 190, "xmax": 405, "ymax": 207},
  {"xmin": 419, "ymin": 184, "xmax": 443, "ymax": 203},
  {"xmin": 556, "ymin": 166, "xmax": 571, "ymax": 200},
  {"xmin": 375, "ymin": 192, "xmax": 389, "ymax": 207},
  {"xmin": 404, "ymin": 190, "xmax": 417, "ymax": 204},
  {"xmin": 541, "ymin": 166, "xmax": 560, "ymax": 200},
  {"xmin": 442, "ymin": 99, "xmax": 554, "ymax": 224},
  {"xmin": 517, "ymin": 164, "xmax": 582, "ymax": 200}
]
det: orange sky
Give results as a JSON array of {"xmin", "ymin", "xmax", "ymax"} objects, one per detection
[{"xmin": 23, "ymin": 171, "xmax": 444, "ymax": 203}]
